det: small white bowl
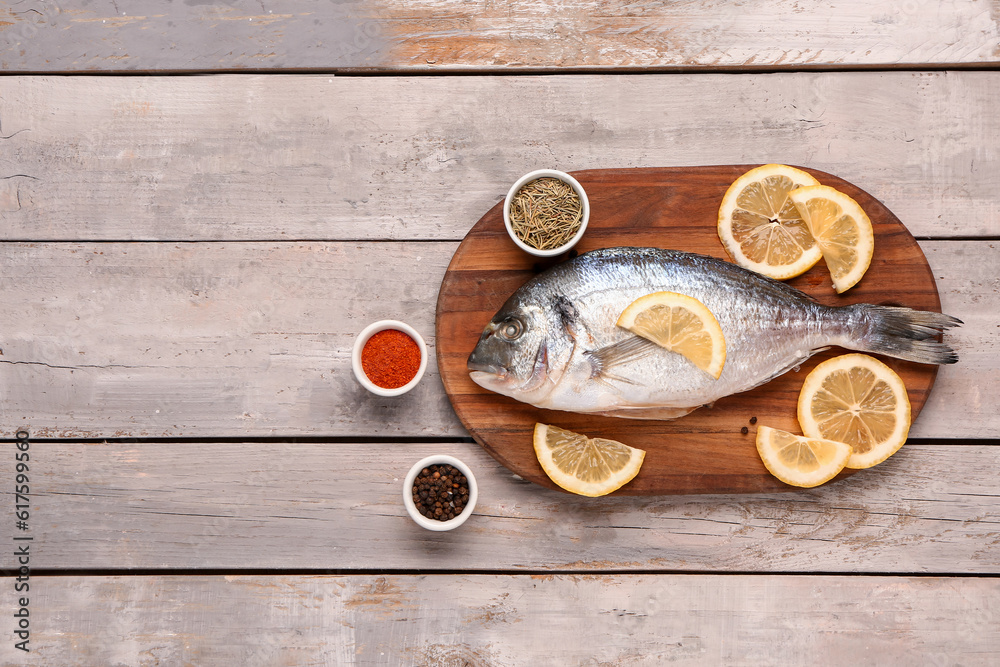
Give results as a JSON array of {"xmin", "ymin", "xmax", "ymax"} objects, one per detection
[
  {"xmin": 352, "ymin": 320, "xmax": 428, "ymax": 397},
  {"xmin": 403, "ymin": 455, "xmax": 478, "ymax": 531},
  {"xmin": 503, "ymin": 169, "xmax": 590, "ymax": 257}
]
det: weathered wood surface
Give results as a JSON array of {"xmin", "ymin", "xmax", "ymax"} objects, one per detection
[
  {"xmin": 1, "ymin": 73, "xmax": 998, "ymax": 241},
  {"xmin": 439, "ymin": 165, "xmax": 943, "ymax": 494},
  {"xmin": 9, "ymin": 441, "xmax": 1000, "ymax": 571},
  {"xmin": 3, "ymin": 0, "xmax": 1000, "ymax": 73},
  {"xmin": 6, "ymin": 574, "xmax": 998, "ymax": 666},
  {"xmin": 3, "ymin": 7, "xmax": 998, "ymax": 661},
  {"xmin": 0, "ymin": 241, "xmax": 460, "ymax": 438},
  {"xmin": 0, "ymin": 240, "xmax": 990, "ymax": 439}
]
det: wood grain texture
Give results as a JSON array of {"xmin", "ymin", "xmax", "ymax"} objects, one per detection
[
  {"xmin": 8, "ymin": 574, "xmax": 999, "ymax": 666},
  {"xmin": 1, "ymin": 73, "xmax": 998, "ymax": 241},
  {"xmin": 0, "ymin": 241, "xmax": 464, "ymax": 438},
  {"xmin": 0, "ymin": 240, "xmax": 989, "ymax": 439},
  {"xmin": 3, "ymin": 9, "xmax": 997, "ymax": 654},
  {"xmin": 9, "ymin": 441, "xmax": 1000, "ymax": 572},
  {"xmin": 438, "ymin": 166, "xmax": 941, "ymax": 494},
  {"xmin": 2, "ymin": 0, "xmax": 999, "ymax": 72}
]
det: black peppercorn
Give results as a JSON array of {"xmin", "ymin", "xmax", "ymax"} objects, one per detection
[{"xmin": 412, "ymin": 463, "xmax": 471, "ymax": 522}]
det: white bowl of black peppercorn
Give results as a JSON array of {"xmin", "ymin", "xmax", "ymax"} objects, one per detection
[{"xmin": 403, "ymin": 455, "xmax": 478, "ymax": 531}]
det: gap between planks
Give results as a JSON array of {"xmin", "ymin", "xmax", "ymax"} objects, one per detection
[
  {"xmin": 24, "ymin": 568, "xmax": 1000, "ymax": 578},
  {"xmin": 8, "ymin": 63, "xmax": 1000, "ymax": 77}
]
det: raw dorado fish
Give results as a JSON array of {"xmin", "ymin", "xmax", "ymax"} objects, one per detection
[{"xmin": 467, "ymin": 247, "xmax": 959, "ymax": 419}]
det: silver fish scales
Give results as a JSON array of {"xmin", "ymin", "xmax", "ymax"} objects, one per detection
[{"xmin": 467, "ymin": 247, "xmax": 960, "ymax": 420}]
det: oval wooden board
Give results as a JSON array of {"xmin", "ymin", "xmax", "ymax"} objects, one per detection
[{"xmin": 436, "ymin": 166, "xmax": 943, "ymax": 495}]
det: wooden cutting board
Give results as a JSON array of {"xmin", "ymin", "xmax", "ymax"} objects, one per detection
[{"xmin": 435, "ymin": 166, "xmax": 943, "ymax": 495}]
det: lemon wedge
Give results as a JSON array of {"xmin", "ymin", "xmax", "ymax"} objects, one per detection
[
  {"xmin": 718, "ymin": 164, "xmax": 823, "ymax": 279},
  {"xmin": 788, "ymin": 185, "xmax": 875, "ymax": 293},
  {"xmin": 797, "ymin": 354, "xmax": 911, "ymax": 469},
  {"xmin": 533, "ymin": 423, "xmax": 645, "ymax": 497},
  {"xmin": 756, "ymin": 425, "xmax": 853, "ymax": 488},
  {"xmin": 616, "ymin": 291, "xmax": 726, "ymax": 379}
]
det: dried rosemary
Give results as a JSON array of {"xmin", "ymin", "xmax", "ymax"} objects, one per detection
[{"xmin": 509, "ymin": 177, "xmax": 584, "ymax": 250}]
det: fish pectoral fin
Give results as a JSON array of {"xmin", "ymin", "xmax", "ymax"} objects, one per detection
[
  {"xmin": 585, "ymin": 336, "xmax": 662, "ymax": 379},
  {"xmin": 592, "ymin": 372, "xmax": 639, "ymax": 388}
]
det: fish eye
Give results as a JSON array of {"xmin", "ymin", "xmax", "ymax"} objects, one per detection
[{"xmin": 498, "ymin": 318, "xmax": 523, "ymax": 341}]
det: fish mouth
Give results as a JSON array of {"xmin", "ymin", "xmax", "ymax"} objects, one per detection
[
  {"xmin": 467, "ymin": 359, "xmax": 506, "ymax": 377},
  {"xmin": 467, "ymin": 346, "xmax": 507, "ymax": 377}
]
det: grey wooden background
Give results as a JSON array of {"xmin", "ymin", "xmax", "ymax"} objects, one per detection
[{"xmin": 1, "ymin": 1, "xmax": 998, "ymax": 665}]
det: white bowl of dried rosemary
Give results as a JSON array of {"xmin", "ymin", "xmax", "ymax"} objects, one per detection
[{"xmin": 503, "ymin": 169, "xmax": 590, "ymax": 257}]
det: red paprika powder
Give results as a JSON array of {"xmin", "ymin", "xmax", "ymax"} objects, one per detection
[{"xmin": 361, "ymin": 329, "xmax": 422, "ymax": 389}]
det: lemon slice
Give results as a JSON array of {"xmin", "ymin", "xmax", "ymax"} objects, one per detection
[
  {"xmin": 718, "ymin": 164, "xmax": 823, "ymax": 279},
  {"xmin": 797, "ymin": 354, "xmax": 911, "ymax": 469},
  {"xmin": 616, "ymin": 291, "xmax": 726, "ymax": 379},
  {"xmin": 533, "ymin": 423, "xmax": 645, "ymax": 497},
  {"xmin": 788, "ymin": 185, "xmax": 875, "ymax": 293},
  {"xmin": 756, "ymin": 425, "xmax": 853, "ymax": 488}
]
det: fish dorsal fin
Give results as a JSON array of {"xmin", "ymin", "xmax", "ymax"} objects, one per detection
[{"xmin": 585, "ymin": 336, "xmax": 662, "ymax": 379}]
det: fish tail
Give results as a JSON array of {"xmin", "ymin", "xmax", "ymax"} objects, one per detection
[{"xmin": 844, "ymin": 304, "xmax": 962, "ymax": 365}]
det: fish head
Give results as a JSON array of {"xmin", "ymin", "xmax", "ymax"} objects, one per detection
[{"xmin": 467, "ymin": 296, "xmax": 560, "ymax": 402}]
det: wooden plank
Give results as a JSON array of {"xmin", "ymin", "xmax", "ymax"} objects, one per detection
[
  {"xmin": 0, "ymin": 241, "xmax": 464, "ymax": 438},
  {"xmin": 2, "ymin": 0, "xmax": 999, "ymax": 72},
  {"xmin": 9, "ymin": 441, "xmax": 1000, "ymax": 571},
  {"xmin": 8, "ymin": 574, "xmax": 999, "ymax": 665},
  {"xmin": 0, "ymin": 240, "xmax": 991, "ymax": 439},
  {"xmin": 1, "ymin": 73, "xmax": 998, "ymax": 241}
]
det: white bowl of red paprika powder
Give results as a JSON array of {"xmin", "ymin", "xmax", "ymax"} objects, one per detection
[{"xmin": 352, "ymin": 320, "xmax": 428, "ymax": 397}]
